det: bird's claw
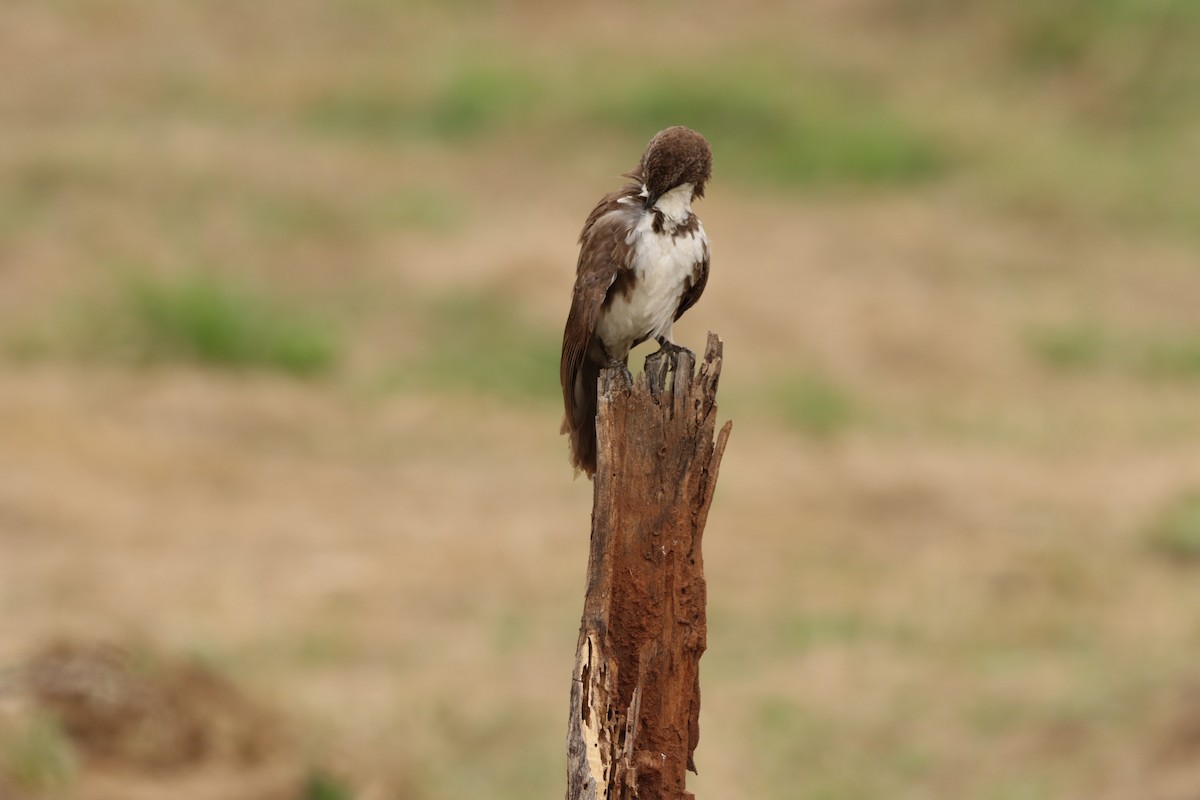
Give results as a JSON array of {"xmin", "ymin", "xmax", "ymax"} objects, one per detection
[
  {"xmin": 645, "ymin": 340, "xmax": 693, "ymax": 393},
  {"xmin": 651, "ymin": 338, "xmax": 693, "ymax": 361},
  {"xmin": 605, "ymin": 358, "xmax": 633, "ymax": 385}
]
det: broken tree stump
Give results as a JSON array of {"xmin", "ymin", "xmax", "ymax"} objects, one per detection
[{"xmin": 566, "ymin": 332, "xmax": 732, "ymax": 800}]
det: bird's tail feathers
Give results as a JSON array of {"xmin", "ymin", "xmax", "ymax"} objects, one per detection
[{"xmin": 563, "ymin": 356, "xmax": 602, "ymax": 478}]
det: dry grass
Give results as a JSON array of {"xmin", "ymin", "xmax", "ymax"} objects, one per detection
[{"xmin": 1, "ymin": 1, "xmax": 1199, "ymax": 799}]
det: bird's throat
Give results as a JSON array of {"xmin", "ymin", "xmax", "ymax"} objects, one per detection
[{"xmin": 650, "ymin": 182, "xmax": 694, "ymax": 227}]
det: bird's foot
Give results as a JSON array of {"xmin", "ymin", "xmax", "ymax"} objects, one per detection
[
  {"xmin": 645, "ymin": 338, "xmax": 693, "ymax": 393},
  {"xmin": 650, "ymin": 337, "xmax": 693, "ymax": 361},
  {"xmin": 605, "ymin": 357, "xmax": 633, "ymax": 386}
]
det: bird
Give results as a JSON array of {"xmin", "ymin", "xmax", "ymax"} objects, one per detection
[{"xmin": 559, "ymin": 126, "xmax": 713, "ymax": 478}]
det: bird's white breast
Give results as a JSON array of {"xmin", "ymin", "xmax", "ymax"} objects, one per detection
[{"xmin": 596, "ymin": 189, "xmax": 706, "ymax": 358}]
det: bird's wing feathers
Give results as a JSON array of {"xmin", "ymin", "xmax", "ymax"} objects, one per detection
[
  {"xmin": 674, "ymin": 238, "xmax": 710, "ymax": 322},
  {"xmin": 560, "ymin": 195, "xmax": 636, "ymax": 426}
]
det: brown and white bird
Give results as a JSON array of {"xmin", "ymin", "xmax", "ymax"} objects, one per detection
[{"xmin": 560, "ymin": 126, "xmax": 713, "ymax": 477}]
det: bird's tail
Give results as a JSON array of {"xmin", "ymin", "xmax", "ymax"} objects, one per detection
[{"xmin": 562, "ymin": 355, "xmax": 603, "ymax": 478}]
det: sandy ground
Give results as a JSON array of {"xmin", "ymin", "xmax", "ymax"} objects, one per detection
[
  {"xmin": 4, "ymin": 194, "xmax": 1200, "ymax": 797},
  {"xmin": 3, "ymin": 1, "xmax": 1200, "ymax": 798}
]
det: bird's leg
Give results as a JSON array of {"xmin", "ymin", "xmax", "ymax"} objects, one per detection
[
  {"xmin": 651, "ymin": 334, "xmax": 693, "ymax": 360},
  {"xmin": 644, "ymin": 335, "xmax": 693, "ymax": 393},
  {"xmin": 599, "ymin": 342, "xmax": 633, "ymax": 385}
]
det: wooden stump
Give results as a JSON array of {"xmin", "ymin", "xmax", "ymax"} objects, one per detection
[{"xmin": 566, "ymin": 333, "xmax": 732, "ymax": 800}]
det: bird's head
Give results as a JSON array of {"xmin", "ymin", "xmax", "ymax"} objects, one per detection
[{"xmin": 634, "ymin": 126, "xmax": 712, "ymax": 208}]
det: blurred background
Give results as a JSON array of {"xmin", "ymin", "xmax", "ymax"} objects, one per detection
[{"xmin": 2, "ymin": 0, "xmax": 1200, "ymax": 798}]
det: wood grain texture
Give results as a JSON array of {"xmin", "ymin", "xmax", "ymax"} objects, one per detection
[{"xmin": 566, "ymin": 332, "xmax": 732, "ymax": 800}]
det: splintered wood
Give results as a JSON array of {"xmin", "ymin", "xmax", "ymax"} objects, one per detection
[{"xmin": 566, "ymin": 333, "xmax": 732, "ymax": 800}]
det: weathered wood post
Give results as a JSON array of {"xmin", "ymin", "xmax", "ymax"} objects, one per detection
[{"xmin": 566, "ymin": 332, "xmax": 732, "ymax": 800}]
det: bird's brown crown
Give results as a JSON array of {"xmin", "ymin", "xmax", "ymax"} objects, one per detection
[{"xmin": 634, "ymin": 126, "xmax": 712, "ymax": 205}]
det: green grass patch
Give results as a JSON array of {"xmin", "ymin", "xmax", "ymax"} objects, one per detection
[
  {"xmin": 906, "ymin": 0, "xmax": 1200, "ymax": 128},
  {"xmin": 304, "ymin": 769, "xmax": 354, "ymax": 800},
  {"xmin": 388, "ymin": 291, "xmax": 559, "ymax": 404},
  {"xmin": 303, "ymin": 54, "xmax": 945, "ymax": 189},
  {"xmin": 998, "ymin": 0, "xmax": 1200, "ymax": 137},
  {"xmin": 983, "ymin": 777, "xmax": 1055, "ymax": 800},
  {"xmin": 768, "ymin": 370, "xmax": 858, "ymax": 437},
  {"xmin": 418, "ymin": 702, "xmax": 560, "ymax": 800},
  {"xmin": 373, "ymin": 187, "xmax": 463, "ymax": 231},
  {"xmin": 1027, "ymin": 324, "xmax": 1112, "ymax": 370},
  {"xmin": 774, "ymin": 612, "xmax": 865, "ymax": 653},
  {"xmin": 1137, "ymin": 335, "xmax": 1200, "ymax": 379},
  {"xmin": 420, "ymin": 62, "xmax": 543, "ymax": 139},
  {"xmin": 997, "ymin": 0, "xmax": 1156, "ymax": 72},
  {"xmin": 1029, "ymin": 323, "xmax": 1200, "ymax": 379},
  {"xmin": 304, "ymin": 84, "xmax": 416, "ymax": 140},
  {"xmin": 305, "ymin": 60, "xmax": 544, "ymax": 141},
  {"xmin": 589, "ymin": 63, "xmax": 947, "ymax": 188},
  {"xmin": 0, "ymin": 714, "xmax": 77, "ymax": 794},
  {"xmin": 1145, "ymin": 491, "xmax": 1200, "ymax": 563},
  {"xmin": 248, "ymin": 187, "xmax": 462, "ymax": 239},
  {"xmin": 250, "ymin": 195, "xmax": 358, "ymax": 239},
  {"xmin": 2, "ymin": 328, "xmax": 54, "ymax": 364},
  {"xmin": 752, "ymin": 698, "xmax": 931, "ymax": 799},
  {"xmin": 93, "ymin": 272, "xmax": 340, "ymax": 376}
]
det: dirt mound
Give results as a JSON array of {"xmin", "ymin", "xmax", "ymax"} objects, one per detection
[
  {"xmin": 1148, "ymin": 683, "xmax": 1200, "ymax": 799},
  {"xmin": 25, "ymin": 641, "xmax": 283, "ymax": 773},
  {"xmin": 1159, "ymin": 683, "xmax": 1200, "ymax": 758},
  {"xmin": 0, "ymin": 640, "xmax": 310, "ymax": 800}
]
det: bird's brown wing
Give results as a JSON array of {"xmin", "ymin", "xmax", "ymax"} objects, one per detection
[
  {"xmin": 560, "ymin": 194, "xmax": 637, "ymax": 475},
  {"xmin": 560, "ymin": 195, "xmax": 635, "ymax": 401},
  {"xmin": 674, "ymin": 239, "xmax": 710, "ymax": 322}
]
